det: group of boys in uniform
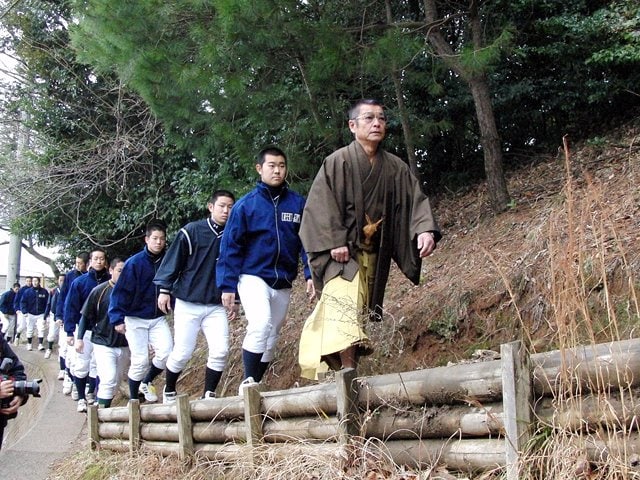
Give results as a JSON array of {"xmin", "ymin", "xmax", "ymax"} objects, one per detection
[{"xmin": 2, "ymin": 99, "xmax": 442, "ymax": 413}]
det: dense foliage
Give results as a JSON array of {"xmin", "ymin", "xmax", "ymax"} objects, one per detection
[{"xmin": 0, "ymin": 0, "xmax": 638, "ymax": 257}]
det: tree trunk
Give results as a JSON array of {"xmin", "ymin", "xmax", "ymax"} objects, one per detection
[
  {"xmin": 385, "ymin": 0, "xmax": 421, "ymax": 182},
  {"xmin": 467, "ymin": 74, "xmax": 510, "ymax": 211},
  {"xmin": 422, "ymin": 0, "xmax": 511, "ymax": 212}
]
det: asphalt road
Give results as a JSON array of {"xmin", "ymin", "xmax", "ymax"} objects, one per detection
[{"xmin": 0, "ymin": 343, "xmax": 86, "ymax": 480}]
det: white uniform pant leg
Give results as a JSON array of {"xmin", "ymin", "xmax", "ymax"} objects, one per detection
[
  {"xmin": 46, "ymin": 314, "xmax": 59, "ymax": 343},
  {"xmin": 94, "ymin": 344, "xmax": 130, "ymax": 400},
  {"xmin": 25, "ymin": 313, "xmax": 37, "ymax": 338},
  {"xmin": 124, "ymin": 316, "xmax": 151, "ymax": 381},
  {"xmin": 58, "ymin": 328, "xmax": 68, "ymax": 360},
  {"xmin": 16, "ymin": 312, "xmax": 26, "ymax": 335},
  {"xmin": 72, "ymin": 329, "xmax": 94, "ymax": 378},
  {"xmin": 166, "ymin": 299, "xmax": 204, "ymax": 373},
  {"xmin": 202, "ymin": 304, "xmax": 230, "ymax": 371},
  {"xmin": 148, "ymin": 316, "xmax": 172, "ymax": 370},
  {"xmin": 238, "ymin": 274, "xmax": 291, "ymax": 362},
  {"xmin": 0, "ymin": 312, "xmax": 7, "ymax": 334},
  {"xmin": 125, "ymin": 316, "xmax": 172, "ymax": 380},
  {"xmin": 1, "ymin": 314, "xmax": 16, "ymax": 339},
  {"xmin": 36, "ymin": 313, "xmax": 46, "ymax": 338}
]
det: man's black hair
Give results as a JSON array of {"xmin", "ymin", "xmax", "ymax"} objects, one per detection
[
  {"xmin": 209, "ymin": 190, "xmax": 235, "ymax": 204},
  {"xmin": 348, "ymin": 98, "xmax": 384, "ymax": 120},
  {"xmin": 12, "ymin": 282, "xmax": 20, "ymax": 289},
  {"xmin": 257, "ymin": 146, "xmax": 287, "ymax": 166}
]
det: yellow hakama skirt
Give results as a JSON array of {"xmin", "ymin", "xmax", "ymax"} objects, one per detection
[{"xmin": 298, "ymin": 252, "xmax": 375, "ymax": 380}]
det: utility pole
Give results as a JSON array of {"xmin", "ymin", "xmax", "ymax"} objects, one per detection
[
  {"xmin": 5, "ymin": 111, "xmax": 30, "ymax": 288},
  {"xmin": 6, "ymin": 234, "xmax": 21, "ymax": 288}
]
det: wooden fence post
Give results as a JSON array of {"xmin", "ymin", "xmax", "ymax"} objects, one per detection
[
  {"xmin": 501, "ymin": 341, "xmax": 533, "ymax": 480},
  {"xmin": 176, "ymin": 394, "xmax": 194, "ymax": 461},
  {"xmin": 243, "ymin": 384, "xmax": 263, "ymax": 448},
  {"xmin": 336, "ymin": 368, "xmax": 359, "ymax": 444},
  {"xmin": 88, "ymin": 404, "xmax": 99, "ymax": 450},
  {"xmin": 128, "ymin": 399, "xmax": 141, "ymax": 453}
]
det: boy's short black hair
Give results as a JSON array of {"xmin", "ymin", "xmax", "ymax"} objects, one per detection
[
  {"xmin": 76, "ymin": 251, "xmax": 90, "ymax": 264},
  {"xmin": 145, "ymin": 219, "xmax": 167, "ymax": 236},
  {"xmin": 12, "ymin": 282, "xmax": 20, "ymax": 289},
  {"xmin": 110, "ymin": 256, "xmax": 125, "ymax": 267},
  {"xmin": 209, "ymin": 190, "xmax": 235, "ymax": 204},
  {"xmin": 257, "ymin": 146, "xmax": 287, "ymax": 166}
]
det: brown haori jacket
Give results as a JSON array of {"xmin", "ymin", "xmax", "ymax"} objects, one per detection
[{"xmin": 300, "ymin": 141, "xmax": 441, "ymax": 321}]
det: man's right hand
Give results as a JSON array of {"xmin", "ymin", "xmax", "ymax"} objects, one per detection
[
  {"xmin": 66, "ymin": 336, "xmax": 74, "ymax": 346},
  {"xmin": 158, "ymin": 293, "xmax": 172, "ymax": 314},
  {"xmin": 330, "ymin": 246, "xmax": 350, "ymax": 263}
]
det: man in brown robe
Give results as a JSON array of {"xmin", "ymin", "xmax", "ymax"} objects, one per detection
[{"xmin": 298, "ymin": 98, "xmax": 441, "ymax": 379}]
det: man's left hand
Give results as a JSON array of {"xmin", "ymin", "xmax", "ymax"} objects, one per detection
[
  {"xmin": 417, "ymin": 232, "xmax": 436, "ymax": 258},
  {"xmin": 306, "ymin": 279, "xmax": 316, "ymax": 302}
]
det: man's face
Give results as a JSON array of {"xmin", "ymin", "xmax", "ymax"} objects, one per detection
[
  {"xmin": 348, "ymin": 105, "xmax": 386, "ymax": 146},
  {"xmin": 12, "ymin": 286, "xmax": 19, "ymax": 293},
  {"xmin": 145, "ymin": 229, "xmax": 167, "ymax": 255},
  {"xmin": 90, "ymin": 251, "xmax": 107, "ymax": 271},
  {"xmin": 58, "ymin": 275, "xmax": 65, "ymax": 287},
  {"xmin": 75, "ymin": 257, "xmax": 87, "ymax": 272},
  {"xmin": 208, "ymin": 196, "xmax": 234, "ymax": 225},
  {"xmin": 256, "ymin": 154, "xmax": 287, "ymax": 187},
  {"xmin": 110, "ymin": 261, "xmax": 125, "ymax": 284},
  {"xmin": 32, "ymin": 278, "xmax": 40, "ymax": 288},
  {"xmin": 26, "ymin": 278, "xmax": 32, "ymax": 287}
]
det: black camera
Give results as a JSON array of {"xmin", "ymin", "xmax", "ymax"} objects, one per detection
[{"xmin": 0, "ymin": 358, "xmax": 41, "ymax": 409}]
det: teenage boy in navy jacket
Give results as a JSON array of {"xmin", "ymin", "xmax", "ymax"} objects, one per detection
[
  {"xmin": 56, "ymin": 251, "xmax": 89, "ymax": 393},
  {"xmin": 12, "ymin": 277, "xmax": 32, "ymax": 346},
  {"xmin": 0, "ymin": 283, "xmax": 19, "ymax": 344},
  {"xmin": 217, "ymin": 147, "xmax": 314, "ymax": 390},
  {"xmin": 109, "ymin": 220, "xmax": 172, "ymax": 404},
  {"xmin": 65, "ymin": 248, "xmax": 110, "ymax": 412},
  {"xmin": 19, "ymin": 277, "xmax": 49, "ymax": 352}
]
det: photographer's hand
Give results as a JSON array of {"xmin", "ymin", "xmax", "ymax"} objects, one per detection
[
  {"xmin": 0, "ymin": 379, "xmax": 14, "ymax": 399},
  {"xmin": 0, "ymin": 394, "xmax": 22, "ymax": 415}
]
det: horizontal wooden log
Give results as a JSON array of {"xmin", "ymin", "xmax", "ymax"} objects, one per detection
[
  {"xmin": 359, "ymin": 338, "xmax": 640, "ymax": 408},
  {"xmin": 263, "ymin": 416, "xmax": 339, "ymax": 443},
  {"xmin": 384, "ymin": 438, "xmax": 505, "ymax": 471},
  {"xmin": 97, "ymin": 438, "xmax": 130, "ymax": 453},
  {"xmin": 193, "ymin": 438, "xmax": 505, "ymax": 472},
  {"xmin": 140, "ymin": 440, "xmax": 181, "ymax": 456},
  {"xmin": 364, "ymin": 404, "xmax": 504, "ymax": 440},
  {"xmin": 98, "ymin": 406, "xmax": 128, "ymax": 423},
  {"xmin": 140, "ymin": 422, "xmax": 179, "ymax": 442},
  {"xmin": 98, "ymin": 422, "xmax": 130, "ymax": 440},
  {"xmin": 193, "ymin": 420, "xmax": 244, "ymax": 443},
  {"xmin": 531, "ymin": 338, "xmax": 640, "ymax": 397},
  {"xmin": 140, "ymin": 403, "xmax": 177, "ymax": 422}
]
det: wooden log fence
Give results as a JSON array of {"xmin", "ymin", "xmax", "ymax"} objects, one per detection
[{"xmin": 87, "ymin": 338, "xmax": 640, "ymax": 478}]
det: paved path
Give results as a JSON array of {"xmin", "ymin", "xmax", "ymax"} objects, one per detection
[{"xmin": 0, "ymin": 345, "xmax": 86, "ymax": 480}]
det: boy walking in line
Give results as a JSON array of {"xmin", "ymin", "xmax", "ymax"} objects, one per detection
[
  {"xmin": 20, "ymin": 277, "xmax": 49, "ymax": 351},
  {"xmin": 154, "ymin": 190, "xmax": 235, "ymax": 403},
  {"xmin": 109, "ymin": 220, "xmax": 172, "ymax": 403},
  {"xmin": 217, "ymin": 147, "xmax": 314, "ymax": 391},
  {"xmin": 77, "ymin": 258, "xmax": 128, "ymax": 408}
]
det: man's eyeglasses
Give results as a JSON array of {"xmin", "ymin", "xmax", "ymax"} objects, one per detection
[{"xmin": 352, "ymin": 113, "xmax": 387, "ymax": 124}]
